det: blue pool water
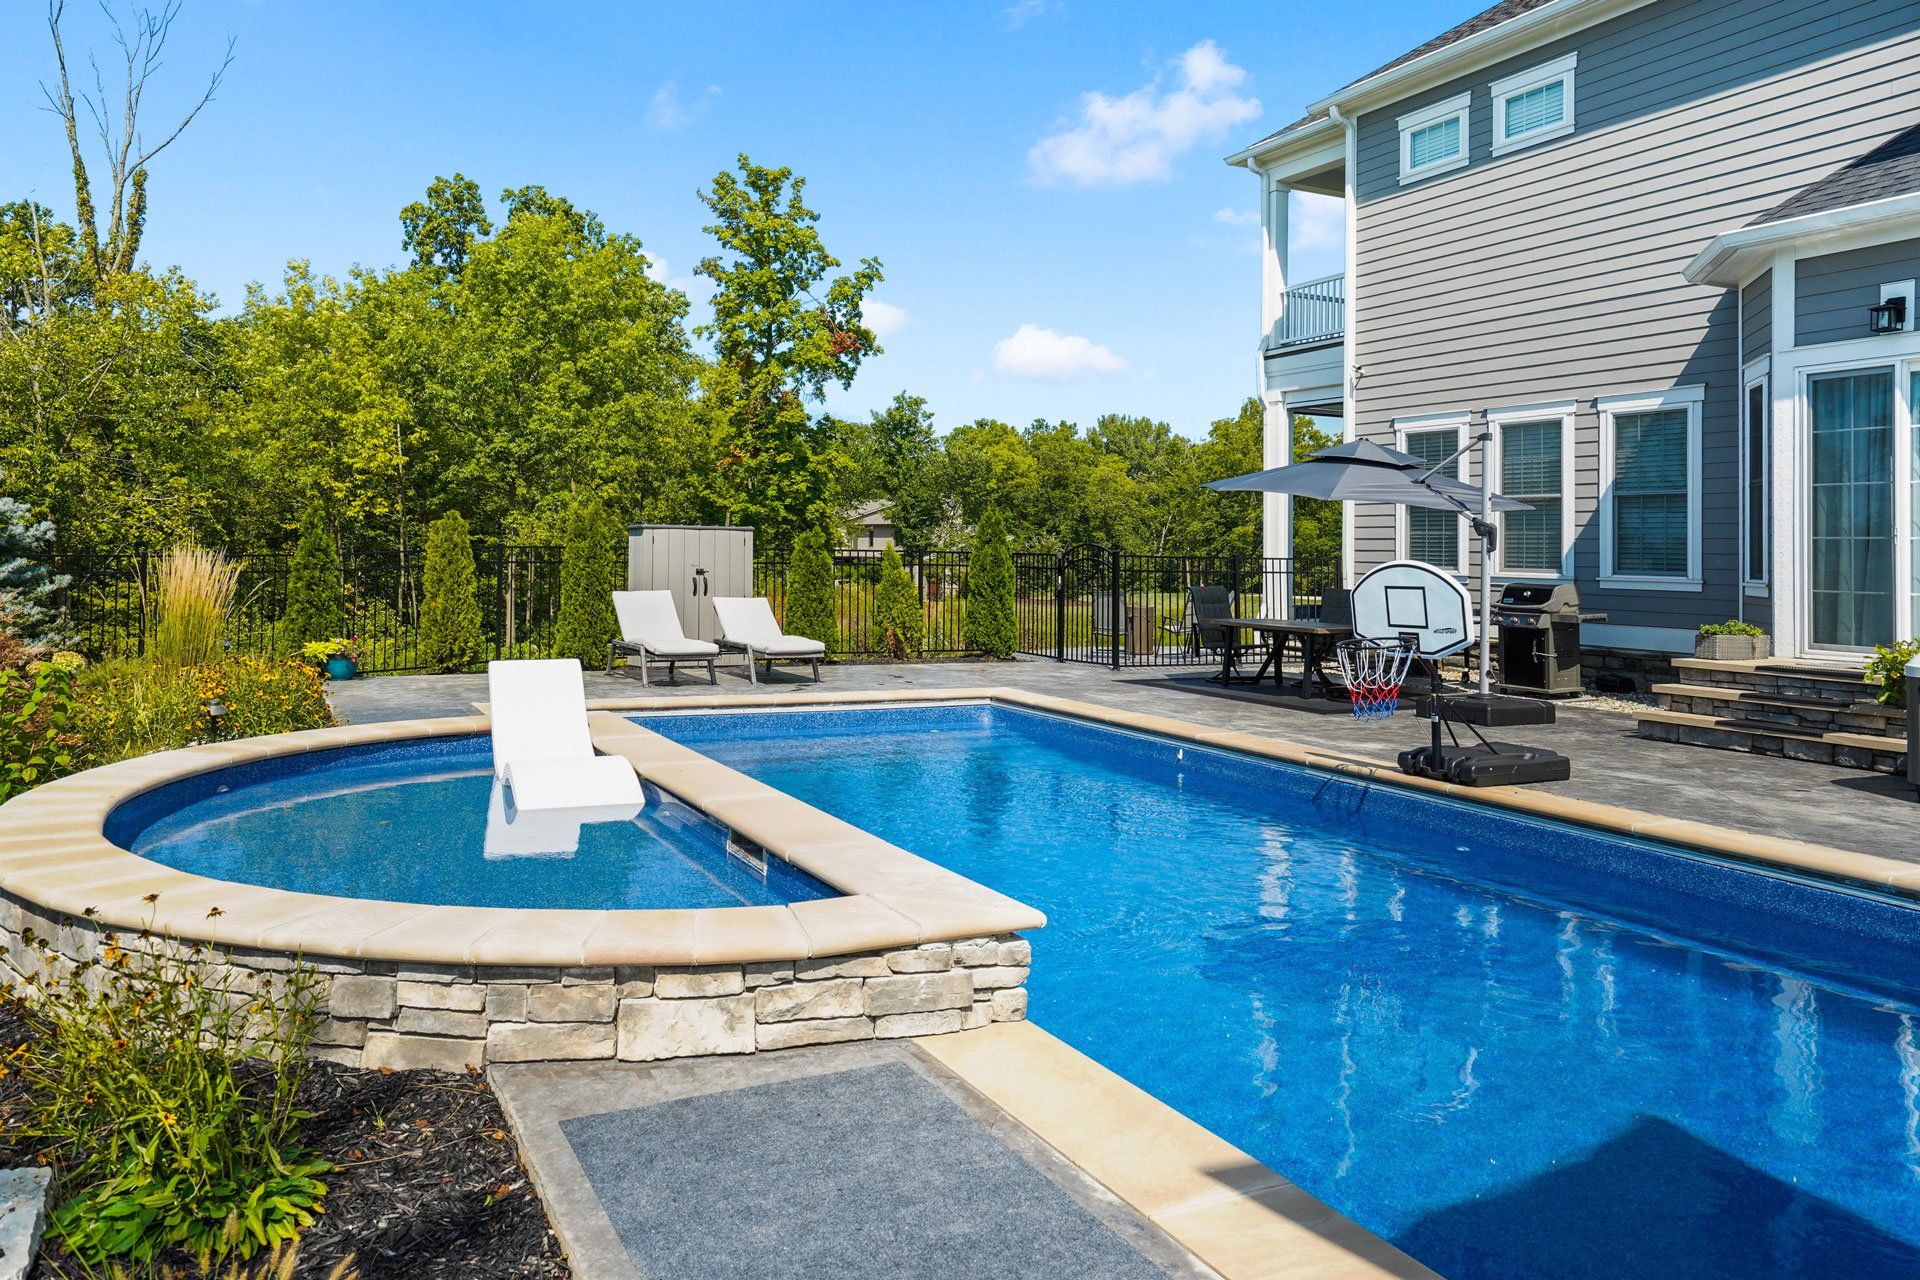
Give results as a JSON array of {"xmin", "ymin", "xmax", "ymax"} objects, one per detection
[
  {"xmin": 640, "ymin": 703, "xmax": 1920, "ymax": 1280},
  {"xmin": 109, "ymin": 736, "xmax": 834, "ymax": 910}
]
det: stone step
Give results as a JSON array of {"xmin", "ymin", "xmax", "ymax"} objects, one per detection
[
  {"xmin": 1669, "ymin": 657, "xmax": 1883, "ymax": 702},
  {"xmin": 1651, "ymin": 682, "xmax": 1907, "ymax": 733},
  {"xmin": 1632, "ymin": 706, "xmax": 1906, "ymax": 774}
]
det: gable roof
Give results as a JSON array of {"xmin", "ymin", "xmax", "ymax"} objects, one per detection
[
  {"xmin": 1755, "ymin": 123, "xmax": 1920, "ymax": 225},
  {"xmin": 1236, "ymin": 0, "xmax": 1561, "ymax": 154}
]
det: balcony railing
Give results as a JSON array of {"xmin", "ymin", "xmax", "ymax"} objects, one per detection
[{"xmin": 1270, "ymin": 273, "xmax": 1346, "ymax": 350}]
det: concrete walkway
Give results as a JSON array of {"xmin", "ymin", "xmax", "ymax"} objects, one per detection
[{"xmin": 329, "ymin": 658, "xmax": 1920, "ymax": 865}]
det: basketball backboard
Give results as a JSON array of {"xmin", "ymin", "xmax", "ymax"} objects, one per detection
[{"xmin": 1349, "ymin": 559, "xmax": 1475, "ymax": 658}]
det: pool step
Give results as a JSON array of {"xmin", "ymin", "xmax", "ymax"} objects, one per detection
[{"xmin": 1633, "ymin": 707, "xmax": 1906, "ymax": 774}]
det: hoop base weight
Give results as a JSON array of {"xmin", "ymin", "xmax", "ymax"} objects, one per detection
[{"xmin": 1398, "ymin": 743, "xmax": 1571, "ymax": 787}]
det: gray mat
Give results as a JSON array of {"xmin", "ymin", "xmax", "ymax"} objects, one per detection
[{"xmin": 559, "ymin": 1061, "xmax": 1171, "ymax": 1280}]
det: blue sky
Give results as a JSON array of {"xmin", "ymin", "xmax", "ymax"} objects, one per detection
[{"xmin": 1, "ymin": 1, "xmax": 1480, "ymax": 438}]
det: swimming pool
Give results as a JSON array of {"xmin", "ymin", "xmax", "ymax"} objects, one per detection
[
  {"xmin": 640, "ymin": 702, "xmax": 1920, "ymax": 1280},
  {"xmin": 110, "ymin": 735, "xmax": 836, "ymax": 910}
]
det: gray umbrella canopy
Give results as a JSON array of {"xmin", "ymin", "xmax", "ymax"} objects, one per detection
[{"xmin": 1204, "ymin": 438, "xmax": 1531, "ymax": 512}]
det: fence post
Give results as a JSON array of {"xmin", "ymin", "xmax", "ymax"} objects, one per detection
[
  {"xmin": 135, "ymin": 545, "xmax": 149, "ymax": 658},
  {"xmin": 1108, "ymin": 545, "xmax": 1122, "ymax": 670},
  {"xmin": 1053, "ymin": 552, "xmax": 1066, "ymax": 663}
]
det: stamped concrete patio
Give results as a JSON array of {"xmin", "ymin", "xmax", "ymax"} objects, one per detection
[{"xmin": 330, "ymin": 657, "xmax": 1920, "ymax": 866}]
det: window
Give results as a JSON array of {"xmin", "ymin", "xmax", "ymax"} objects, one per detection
[
  {"xmin": 1398, "ymin": 93, "xmax": 1470, "ymax": 183},
  {"xmin": 1601, "ymin": 387, "xmax": 1703, "ymax": 587},
  {"xmin": 1490, "ymin": 53, "xmax": 1575, "ymax": 156},
  {"xmin": 1742, "ymin": 375, "xmax": 1769, "ymax": 587},
  {"xmin": 1399, "ymin": 422, "xmax": 1465, "ymax": 570},
  {"xmin": 1493, "ymin": 413, "xmax": 1569, "ymax": 575}
]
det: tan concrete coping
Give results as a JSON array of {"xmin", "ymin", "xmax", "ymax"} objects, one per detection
[
  {"xmin": 0, "ymin": 712, "xmax": 1043, "ymax": 969},
  {"xmin": 922, "ymin": 1022, "xmax": 1440, "ymax": 1280},
  {"xmin": 597, "ymin": 684, "xmax": 1920, "ymax": 901}
]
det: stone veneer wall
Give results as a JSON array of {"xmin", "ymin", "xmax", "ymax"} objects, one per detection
[{"xmin": 0, "ymin": 888, "xmax": 1030, "ymax": 1070}]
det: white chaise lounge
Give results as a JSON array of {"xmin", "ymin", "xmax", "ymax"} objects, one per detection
[
  {"xmin": 607, "ymin": 590, "xmax": 719, "ymax": 685},
  {"xmin": 711, "ymin": 596, "xmax": 826, "ymax": 684},
  {"xmin": 486, "ymin": 659, "xmax": 645, "ymax": 813}
]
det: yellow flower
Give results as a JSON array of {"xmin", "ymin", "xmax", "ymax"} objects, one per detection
[{"xmin": 158, "ymin": 1110, "xmax": 177, "ymax": 1128}]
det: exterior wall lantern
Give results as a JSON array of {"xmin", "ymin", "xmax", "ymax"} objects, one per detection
[{"xmin": 1868, "ymin": 296, "xmax": 1907, "ymax": 334}]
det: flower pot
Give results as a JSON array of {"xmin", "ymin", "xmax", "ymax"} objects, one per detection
[
  {"xmin": 325, "ymin": 656, "xmax": 359, "ymax": 681},
  {"xmin": 1694, "ymin": 634, "xmax": 1771, "ymax": 662}
]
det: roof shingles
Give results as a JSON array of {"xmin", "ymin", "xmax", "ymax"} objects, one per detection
[{"xmin": 1755, "ymin": 123, "xmax": 1920, "ymax": 225}]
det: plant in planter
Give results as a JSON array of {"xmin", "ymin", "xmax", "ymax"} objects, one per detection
[
  {"xmin": 301, "ymin": 637, "xmax": 362, "ymax": 680},
  {"xmin": 1695, "ymin": 619, "xmax": 1770, "ymax": 661},
  {"xmin": 1865, "ymin": 639, "xmax": 1920, "ymax": 708}
]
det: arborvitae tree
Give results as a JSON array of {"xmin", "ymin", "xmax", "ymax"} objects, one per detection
[
  {"xmin": 552, "ymin": 496, "xmax": 621, "ymax": 665},
  {"xmin": 419, "ymin": 512, "xmax": 484, "ymax": 672},
  {"xmin": 964, "ymin": 507, "xmax": 1016, "ymax": 659},
  {"xmin": 0, "ymin": 493, "xmax": 71, "ymax": 655},
  {"xmin": 871, "ymin": 544, "xmax": 924, "ymax": 659},
  {"xmin": 783, "ymin": 529, "xmax": 838, "ymax": 655},
  {"xmin": 282, "ymin": 502, "xmax": 345, "ymax": 648}
]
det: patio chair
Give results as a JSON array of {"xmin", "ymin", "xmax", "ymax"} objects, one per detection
[
  {"xmin": 486, "ymin": 659, "xmax": 645, "ymax": 813},
  {"xmin": 710, "ymin": 597, "xmax": 825, "ymax": 684},
  {"xmin": 1187, "ymin": 585, "xmax": 1237, "ymax": 659},
  {"xmin": 608, "ymin": 590, "xmax": 718, "ymax": 686}
]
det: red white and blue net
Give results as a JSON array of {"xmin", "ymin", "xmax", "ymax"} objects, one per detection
[{"xmin": 1334, "ymin": 635, "xmax": 1419, "ymax": 722}]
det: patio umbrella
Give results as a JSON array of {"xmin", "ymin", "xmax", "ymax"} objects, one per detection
[
  {"xmin": 1204, "ymin": 436, "xmax": 1527, "ymax": 696},
  {"xmin": 1202, "ymin": 439, "xmax": 1532, "ymax": 512}
]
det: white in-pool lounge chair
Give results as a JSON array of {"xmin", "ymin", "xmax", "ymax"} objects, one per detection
[
  {"xmin": 607, "ymin": 590, "xmax": 719, "ymax": 686},
  {"xmin": 486, "ymin": 658, "xmax": 645, "ymax": 813},
  {"xmin": 710, "ymin": 596, "xmax": 825, "ymax": 684}
]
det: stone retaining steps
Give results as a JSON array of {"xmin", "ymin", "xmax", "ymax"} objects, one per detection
[{"xmin": 1633, "ymin": 658, "xmax": 1906, "ymax": 773}]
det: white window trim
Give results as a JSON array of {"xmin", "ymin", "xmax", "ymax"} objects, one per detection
[
  {"xmin": 1598, "ymin": 384, "xmax": 1704, "ymax": 591},
  {"xmin": 1398, "ymin": 92, "xmax": 1471, "ymax": 185},
  {"xmin": 1740, "ymin": 370, "xmax": 1770, "ymax": 591},
  {"xmin": 1487, "ymin": 403, "xmax": 1576, "ymax": 579},
  {"xmin": 1393, "ymin": 414, "xmax": 1469, "ymax": 574},
  {"xmin": 1490, "ymin": 52, "xmax": 1575, "ymax": 157}
]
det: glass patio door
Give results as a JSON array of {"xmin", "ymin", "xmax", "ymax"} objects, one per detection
[{"xmin": 1808, "ymin": 370, "xmax": 1895, "ymax": 649}]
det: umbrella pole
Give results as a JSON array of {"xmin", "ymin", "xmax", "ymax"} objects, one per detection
[{"xmin": 1478, "ymin": 430, "xmax": 1493, "ymax": 696}]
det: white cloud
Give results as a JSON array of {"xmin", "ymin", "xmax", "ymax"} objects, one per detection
[
  {"xmin": 1004, "ymin": 0, "xmax": 1048, "ymax": 27},
  {"xmin": 864, "ymin": 299, "xmax": 911, "ymax": 338},
  {"xmin": 1029, "ymin": 40, "xmax": 1259, "ymax": 186},
  {"xmin": 648, "ymin": 81, "xmax": 722, "ymax": 131},
  {"xmin": 992, "ymin": 324, "xmax": 1126, "ymax": 380},
  {"xmin": 1213, "ymin": 206, "xmax": 1258, "ymax": 227},
  {"xmin": 1293, "ymin": 192, "xmax": 1346, "ymax": 249},
  {"xmin": 643, "ymin": 252, "xmax": 671, "ymax": 282}
]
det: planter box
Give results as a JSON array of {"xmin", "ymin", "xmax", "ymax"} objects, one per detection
[{"xmin": 1694, "ymin": 634, "xmax": 1771, "ymax": 662}]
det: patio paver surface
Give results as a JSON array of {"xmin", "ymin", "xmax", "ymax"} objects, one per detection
[{"xmin": 329, "ymin": 659, "xmax": 1920, "ymax": 865}]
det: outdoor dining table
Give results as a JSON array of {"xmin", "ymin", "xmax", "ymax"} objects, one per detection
[{"xmin": 1212, "ymin": 618, "xmax": 1354, "ymax": 700}]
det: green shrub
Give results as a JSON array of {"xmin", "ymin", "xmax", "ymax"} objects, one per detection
[
  {"xmin": 871, "ymin": 546, "xmax": 924, "ymax": 659},
  {"xmin": 1866, "ymin": 639, "xmax": 1920, "ymax": 708},
  {"xmin": 0, "ymin": 654, "xmax": 80, "ymax": 802},
  {"xmin": 149, "ymin": 548, "xmax": 240, "ymax": 671},
  {"xmin": 784, "ymin": 530, "xmax": 838, "ymax": 655},
  {"xmin": 1698, "ymin": 619, "xmax": 1764, "ymax": 637},
  {"xmin": 418, "ymin": 513, "xmax": 484, "ymax": 673},
  {"xmin": 0, "ymin": 493, "xmax": 72, "ymax": 653},
  {"xmin": 5, "ymin": 926, "xmax": 328, "ymax": 1264},
  {"xmin": 73, "ymin": 657, "xmax": 333, "ymax": 765},
  {"xmin": 964, "ymin": 508, "xmax": 1016, "ymax": 659},
  {"xmin": 552, "ymin": 497, "xmax": 620, "ymax": 665},
  {"xmin": 281, "ymin": 504, "xmax": 345, "ymax": 651}
]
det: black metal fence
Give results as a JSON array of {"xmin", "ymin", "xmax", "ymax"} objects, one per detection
[
  {"xmin": 1011, "ymin": 545, "xmax": 1330, "ymax": 667},
  {"xmin": 754, "ymin": 548, "xmax": 974, "ymax": 657},
  {"xmin": 55, "ymin": 541, "xmax": 1332, "ymax": 673},
  {"xmin": 58, "ymin": 545, "xmax": 564, "ymax": 674}
]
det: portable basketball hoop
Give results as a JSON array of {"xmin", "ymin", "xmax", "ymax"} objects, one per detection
[{"xmin": 1334, "ymin": 635, "xmax": 1418, "ymax": 722}]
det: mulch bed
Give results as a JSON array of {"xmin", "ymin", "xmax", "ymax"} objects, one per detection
[{"xmin": 0, "ymin": 1005, "xmax": 570, "ymax": 1279}]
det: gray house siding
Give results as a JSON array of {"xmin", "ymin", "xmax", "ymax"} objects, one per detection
[
  {"xmin": 1740, "ymin": 269, "xmax": 1772, "ymax": 365},
  {"xmin": 1795, "ymin": 236, "xmax": 1920, "ymax": 345},
  {"xmin": 1346, "ymin": 0, "xmax": 1920, "ymax": 642}
]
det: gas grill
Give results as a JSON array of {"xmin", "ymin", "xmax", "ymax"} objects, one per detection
[{"xmin": 1491, "ymin": 583, "xmax": 1602, "ymax": 696}]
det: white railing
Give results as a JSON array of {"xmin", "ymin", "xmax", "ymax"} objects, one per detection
[{"xmin": 1271, "ymin": 273, "xmax": 1345, "ymax": 349}]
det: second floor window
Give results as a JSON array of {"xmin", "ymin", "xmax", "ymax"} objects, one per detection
[
  {"xmin": 1491, "ymin": 53, "xmax": 1576, "ymax": 155},
  {"xmin": 1398, "ymin": 94, "xmax": 1470, "ymax": 183}
]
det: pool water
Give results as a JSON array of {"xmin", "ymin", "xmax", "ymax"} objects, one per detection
[
  {"xmin": 110, "ymin": 736, "xmax": 835, "ymax": 911},
  {"xmin": 641, "ymin": 703, "xmax": 1920, "ymax": 1280}
]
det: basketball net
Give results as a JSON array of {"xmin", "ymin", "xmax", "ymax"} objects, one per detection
[{"xmin": 1334, "ymin": 635, "xmax": 1419, "ymax": 722}]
